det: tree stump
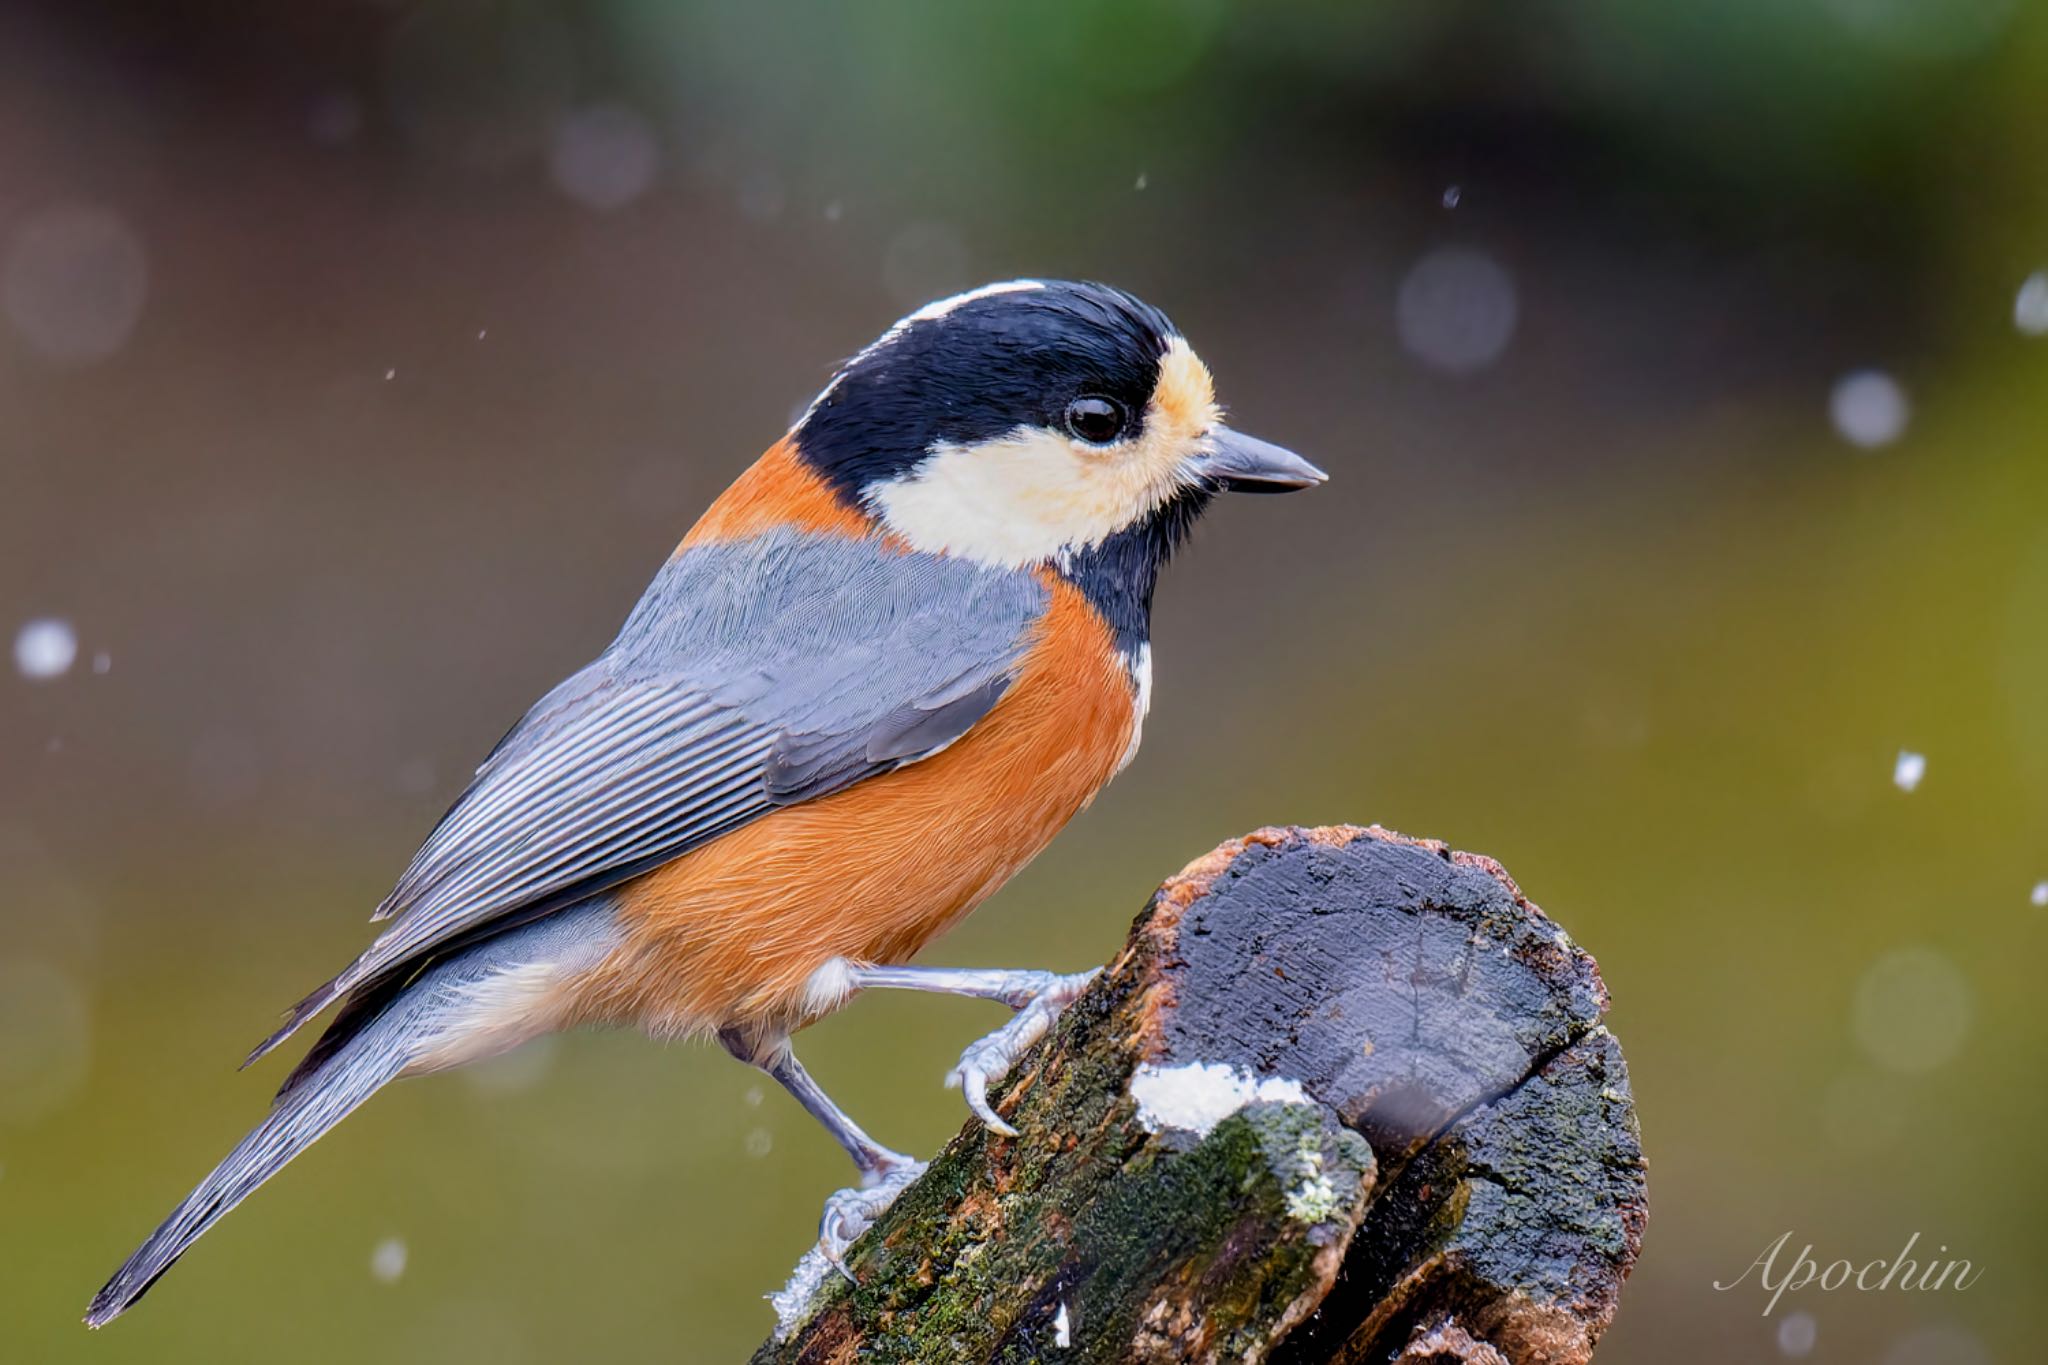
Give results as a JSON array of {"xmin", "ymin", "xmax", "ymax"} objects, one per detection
[{"xmin": 755, "ymin": 825, "xmax": 1647, "ymax": 1364}]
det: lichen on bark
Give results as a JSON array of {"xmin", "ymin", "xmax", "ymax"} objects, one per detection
[{"xmin": 755, "ymin": 826, "xmax": 1646, "ymax": 1364}]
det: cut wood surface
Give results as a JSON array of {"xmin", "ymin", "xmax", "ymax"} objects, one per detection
[{"xmin": 755, "ymin": 825, "xmax": 1647, "ymax": 1364}]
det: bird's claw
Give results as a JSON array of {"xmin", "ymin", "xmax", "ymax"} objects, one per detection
[
  {"xmin": 815, "ymin": 1158, "xmax": 927, "ymax": 1280},
  {"xmin": 768, "ymin": 1156, "xmax": 926, "ymax": 1337},
  {"xmin": 945, "ymin": 968, "xmax": 1100, "ymax": 1137}
]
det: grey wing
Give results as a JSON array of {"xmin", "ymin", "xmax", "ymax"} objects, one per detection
[{"xmin": 248, "ymin": 533, "xmax": 1049, "ymax": 1062}]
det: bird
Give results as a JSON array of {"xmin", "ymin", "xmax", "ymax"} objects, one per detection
[{"xmin": 84, "ymin": 278, "xmax": 1325, "ymax": 1326}]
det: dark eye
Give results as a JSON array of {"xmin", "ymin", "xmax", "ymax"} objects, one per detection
[{"xmin": 1064, "ymin": 396, "xmax": 1127, "ymax": 445}]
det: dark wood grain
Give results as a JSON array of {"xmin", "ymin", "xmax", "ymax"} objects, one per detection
[{"xmin": 754, "ymin": 826, "xmax": 1647, "ymax": 1364}]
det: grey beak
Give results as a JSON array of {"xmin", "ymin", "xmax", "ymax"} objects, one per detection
[{"xmin": 1191, "ymin": 429, "xmax": 1328, "ymax": 493}]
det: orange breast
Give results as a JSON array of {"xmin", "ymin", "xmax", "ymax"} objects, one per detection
[
  {"xmin": 679, "ymin": 436, "xmax": 872, "ymax": 548},
  {"xmin": 571, "ymin": 577, "xmax": 1136, "ymax": 1038}
]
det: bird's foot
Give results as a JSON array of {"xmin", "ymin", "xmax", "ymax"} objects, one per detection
[
  {"xmin": 769, "ymin": 1155, "xmax": 926, "ymax": 1338},
  {"xmin": 946, "ymin": 968, "xmax": 1100, "ymax": 1136},
  {"xmin": 818, "ymin": 1157, "xmax": 928, "ymax": 1277}
]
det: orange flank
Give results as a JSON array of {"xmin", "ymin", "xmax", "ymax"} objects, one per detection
[
  {"xmin": 568, "ymin": 577, "xmax": 1135, "ymax": 1038},
  {"xmin": 680, "ymin": 437, "xmax": 872, "ymax": 548}
]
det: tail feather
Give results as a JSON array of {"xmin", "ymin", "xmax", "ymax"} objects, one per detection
[
  {"xmin": 240, "ymin": 975, "xmax": 345, "ymax": 1071},
  {"xmin": 85, "ymin": 1003, "xmax": 416, "ymax": 1327},
  {"xmin": 88, "ymin": 897, "xmax": 617, "ymax": 1327}
]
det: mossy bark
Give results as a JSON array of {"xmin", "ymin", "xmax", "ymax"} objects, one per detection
[{"xmin": 754, "ymin": 826, "xmax": 1647, "ymax": 1365}]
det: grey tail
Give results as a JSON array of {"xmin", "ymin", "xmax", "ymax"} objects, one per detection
[
  {"xmin": 241, "ymin": 974, "xmax": 347, "ymax": 1070},
  {"xmin": 84, "ymin": 996, "xmax": 419, "ymax": 1327},
  {"xmin": 88, "ymin": 898, "xmax": 616, "ymax": 1327}
]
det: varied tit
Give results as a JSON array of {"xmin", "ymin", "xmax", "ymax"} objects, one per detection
[{"xmin": 86, "ymin": 278, "xmax": 1326, "ymax": 1326}]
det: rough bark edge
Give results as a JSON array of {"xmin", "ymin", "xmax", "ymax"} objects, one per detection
[{"xmin": 755, "ymin": 826, "xmax": 1646, "ymax": 1363}]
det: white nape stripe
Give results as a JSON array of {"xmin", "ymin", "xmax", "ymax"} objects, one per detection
[
  {"xmin": 792, "ymin": 281, "xmax": 1047, "ymax": 433},
  {"xmin": 904, "ymin": 279, "xmax": 1045, "ymax": 322},
  {"xmin": 1116, "ymin": 643, "xmax": 1152, "ymax": 774}
]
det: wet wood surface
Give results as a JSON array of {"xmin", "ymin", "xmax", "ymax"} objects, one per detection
[{"xmin": 754, "ymin": 825, "xmax": 1647, "ymax": 1364}]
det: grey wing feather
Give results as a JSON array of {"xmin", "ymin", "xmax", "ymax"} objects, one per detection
[
  {"xmin": 766, "ymin": 662, "xmax": 1014, "ymax": 803},
  {"xmin": 247, "ymin": 531, "xmax": 1048, "ymax": 1063}
]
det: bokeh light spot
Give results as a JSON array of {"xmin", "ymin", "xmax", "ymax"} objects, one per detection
[
  {"xmin": 370, "ymin": 1236, "xmax": 409, "ymax": 1284},
  {"xmin": 1776, "ymin": 1310, "xmax": 1817, "ymax": 1358},
  {"xmin": 2, "ymin": 205, "xmax": 147, "ymax": 364},
  {"xmin": 2014, "ymin": 270, "xmax": 2048, "ymax": 336},
  {"xmin": 548, "ymin": 105, "xmax": 660, "ymax": 212},
  {"xmin": 1830, "ymin": 370, "xmax": 1909, "ymax": 448},
  {"xmin": 14, "ymin": 619, "xmax": 77, "ymax": 681},
  {"xmin": 1852, "ymin": 947, "xmax": 1972, "ymax": 1075},
  {"xmin": 1395, "ymin": 246, "xmax": 1517, "ymax": 374}
]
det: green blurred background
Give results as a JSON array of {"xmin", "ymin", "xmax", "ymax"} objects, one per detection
[{"xmin": 4, "ymin": 1, "xmax": 2046, "ymax": 1360}]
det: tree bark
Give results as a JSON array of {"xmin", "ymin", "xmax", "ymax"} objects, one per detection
[{"xmin": 754, "ymin": 825, "xmax": 1647, "ymax": 1364}]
